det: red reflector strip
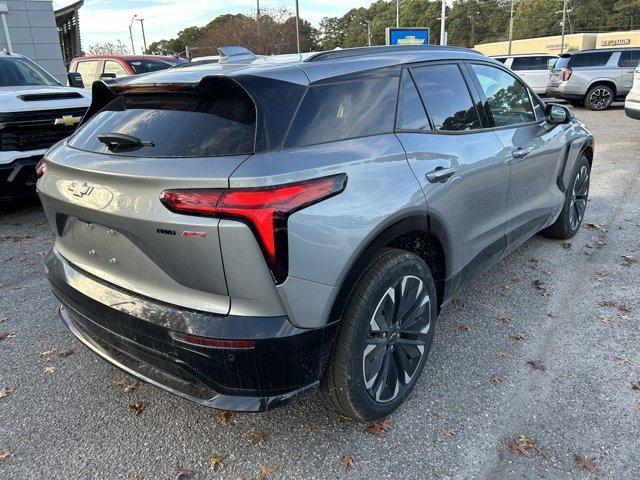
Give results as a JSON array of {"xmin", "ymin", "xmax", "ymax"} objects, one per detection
[
  {"xmin": 173, "ymin": 333, "xmax": 255, "ymax": 349},
  {"xmin": 36, "ymin": 157, "xmax": 47, "ymax": 178}
]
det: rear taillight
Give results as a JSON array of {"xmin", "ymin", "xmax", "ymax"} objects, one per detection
[
  {"xmin": 561, "ymin": 67, "xmax": 572, "ymax": 82},
  {"xmin": 160, "ymin": 173, "xmax": 347, "ymax": 283},
  {"xmin": 35, "ymin": 157, "xmax": 47, "ymax": 178}
]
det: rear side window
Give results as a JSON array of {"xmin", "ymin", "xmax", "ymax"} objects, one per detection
[
  {"xmin": 512, "ymin": 56, "xmax": 556, "ymax": 71},
  {"xmin": 470, "ymin": 64, "xmax": 535, "ymax": 127},
  {"xmin": 75, "ymin": 60, "xmax": 99, "ymax": 85},
  {"xmin": 411, "ymin": 64, "xmax": 481, "ymax": 132},
  {"xmin": 618, "ymin": 50, "xmax": 640, "ymax": 68},
  {"xmin": 69, "ymin": 90, "xmax": 256, "ymax": 157},
  {"xmin": 285, "ymin": 76, "xmax": 399, "ymax": 147},
  {"xmin": 396, "ymin": 72, "xmax": 430, "ymax": 131},
  {"xmin": 568, "ymin": 52, "xmax": 612, "ymax": 68}
]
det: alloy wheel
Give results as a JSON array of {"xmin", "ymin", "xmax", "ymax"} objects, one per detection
[
  {"xmin": 362, "ymin": 275, "xmax": 431, "ymax": 403},
  {"xmin": 569, "ymin": 165, "xmax": 589, "ymax": 231},
  {"xmin": 589, "ymin": 88, "xmax": 612, "ymax": 110}
]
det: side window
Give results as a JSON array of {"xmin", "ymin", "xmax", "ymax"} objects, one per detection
[
  {"xmin": 285, "ymin": 76, "xmax": 399, "ymax": 148},
  {"xmin": 512, "ymin": 56, "xmax": 554, "ymax": 71},
  {"xmin": 103, "ymin": 60, "xmax": 128, "ymax": 78},
  {"xmin": 494, "ymin": 57, "xmax": 508, "ymax": 64},
  {"xmin": 396, "ymin": 72, "xmax": 430, "ymax": 131},
  {"xmin": 618, "ymin": 50, "xmax": 640, "ymax": 68},
  {"xmin": 411, "ymin": 64, "xmax": 481, "ymax": 132},
  {"xmin": 75, "ymin": 60, "xmax": 99, "ymax": 85},
  {"xmin": 470, "ymin": 63, "xmax": 536, "ymax": 127},
  {"xmin": 568, "ymin": 52, "xmax": 612, "ymax": 68}
]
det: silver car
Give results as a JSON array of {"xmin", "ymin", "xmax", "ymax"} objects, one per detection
[
  {"xmin": 492, "ymin": 54, "xmax": 558, "ymax": 95},
  {"xmin": 547, "ymin": 48, "xmax": 640, "ymax": 110},
  {"xmin": 37, "ymin": 46, "xmax": 593, "ymax": 421}
]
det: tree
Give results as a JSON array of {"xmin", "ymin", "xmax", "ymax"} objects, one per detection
[{"xmin": 86, "ymin": 40, "xmax": 129, "ymax": 55}]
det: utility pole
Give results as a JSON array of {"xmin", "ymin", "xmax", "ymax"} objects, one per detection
[
  {"xmin": 137, "ymin": 18, "xmax": 147, "ymax": 54},
  {"xmin": 440, "ymin": 0, "xmax": 446, "ymax": 45},
  {"xmin": 396, "ymin": 0, "xmax": 400, "ymax": 27},
  {"xmin": 365, "ymin": 21, "xmax": 371, "ymax": 46},
  {"xmin": 128, "ymin": 14, "xmax": 137, "ymax": 54},
  {"xmin": 256, "ymin": 0, "xmax": 260, "ymax": 18},
  {"xmin": 508, "ymin": 0, "xmax": 515, "ymax": 55},
  {"xmin": 295, "ymin": 0, "xmax": 301, "ymax": 54},
  {"xmin": 560, "ymin": 0, "xmax": 568, "ymax": 54}
]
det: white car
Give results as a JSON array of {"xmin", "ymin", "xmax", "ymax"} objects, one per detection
[
  {"xmin": 625, "ymin": 66, "xmax": 640, "ymax": 120},
  {"xmin": 0, "ymin": 52, "xmax": 90, "ymax": 201},
  {"xmin": 493, "ymin": 54, "xmax": 558, "ymax": 96}
]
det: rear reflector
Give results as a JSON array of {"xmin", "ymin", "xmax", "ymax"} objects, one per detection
[
  {"xmin": 36, "ymin": 157, "xmax": 47, "ymax": 178},
  {"xmin": 160, "ymin": 174, "xmax": 347, "ymax": 283},
  {"xmin": 173, "ymin": 333, "xmax": 255, "ymax": 349}
]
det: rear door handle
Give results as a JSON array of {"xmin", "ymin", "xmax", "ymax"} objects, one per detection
[
  {"xmin": 426, "ymin": 167, "xmax": 456, "ymax": 183},
  {"xmin": 512, "ymin": 147, "xmax": 533, "ymax": 159}
]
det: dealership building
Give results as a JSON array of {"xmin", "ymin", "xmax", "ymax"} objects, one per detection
[
  {"xmin": 0, "ymin": 0, "xmax": 83, "ymax": 82},
  {"xmin": 475, "ymin": 30, "xmax": 640, "ymax": 56}
]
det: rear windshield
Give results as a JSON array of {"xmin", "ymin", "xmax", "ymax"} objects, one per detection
[
  {"xmin": 127, "ymin": 60, "xmax": 174, "ymax": 74},
  {"xmin": 285, "ymin": 76, "xmax": 399, "ymax": 148},
  {"xmin": 555, "ymin": 56, "xmax": 571, "ymax": 69},
  {"xmin": 567, "ymin": 51, "xmax": 612, "ymax": 68},
  {"xmin": 69, "ymin": 91, "xmax": 256, "ymax": 157}
]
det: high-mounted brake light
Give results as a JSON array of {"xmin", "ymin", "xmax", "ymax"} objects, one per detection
[
  {"xmin": 35, "ymin": 157, "xmax": 47, "ymax": 178},
  {"xmin": 160, "ymin": 174, "xmax": 347, "ymax": 283},
  {"xmin": 561, "ymin": 67, "xmax": 572, "ymax": 82}
]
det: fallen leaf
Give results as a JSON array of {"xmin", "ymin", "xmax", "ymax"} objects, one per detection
[
  {"xmin": 533, "ymin": 279, "xmax": 548, "ymax": 296},
  {"xmin": 614, "ymin": 356, "xmax": 632, "ymax": 365},
  {"xmin": 58, "ymin": 348, "xmax": 74, "ymax": 358},
  {"xmin": 0, "ymin": 387, "xmax": 12, "ymax": 398},
  {"xmin": 498, "ymin": 314, "xmax": 510, "ymax": 324},
  {"xmin": 496, "ymin": 351, "xmax": 508, "ymax": 359},
  {"xmin": 599, "ymin": 315, "xmax": 615, "ymax": 324},
  {"xmin": 0, "ymin": 448, "xmax": 11, "ymax": 462},
  {"xmin": 561, "ymin": 241, "xmax": 572, "ymax": 250},
  {"xmin": 41, "ymin": 348, "xmax": 57, "ymax": 356},
  {"xmin": 509, "ymin": 333, "xmax": 526, "ymax": 341},
  {"xmin": 249, "ymin": 431, "xmax": 265, "ymax": 445},
  {"xmin": 506, "ymin": 435, "xmax": 536, "ymax": 456},
  {"xmin": 622, "ymin": 255, "xmax": 638, "ymax": 267},
  {"xmin": 458, "ymin": 324, "xmax": 471, "ymax": 332},
  {"xmin": 43, "ymin": 364, "xmax": 56, "ymax": 374},
  {"xmin": 208, "ymin": 455, "xmax": 224, "ymax": 470},
  {"xmin": 635, "ymin": 403, "xmax": 640, "ymax": 412},
  {"xmin": 631, "ymin": 382, "xmax": 640, "ymax": 391},
  {"xmin": 598, "ymin": 300, "xmax": 616, "ymax": 307},
  {"xmin": 257, "ymin": 465, "xmax": 277, "ymax": 478},
  {"xmin": 595, "ymin": 270, "xmax": 609, "ymax": 278},
  {"xmin": 0, "ymin": 317, "xmax": 8, "ymax": 323},
  {"xmin": 304, "ymin": 423, "xmax": 320, "ymax": 431},
  {"xmin": 450, "ymin": 297, "xmax": 462, "ymax": 306},
  {"xmin": 443, "ymin": 426, "xmax": 455, "ymax": 437},
  {"xmin": 128, "ymin": 402, "xmax": 146, "ymax": 414},
  {"xmin": 573, "ymin": 453, "xmax": 598, "ymax": 474},
  {"xmin": 216, "ymin": 410, "xmax": 232, "ymax": 424},
  {"xmin": 339, "ymin": 454, "xmax": 354, "ymax": 471},
  {"xmin": 114, "ymin": 378, "xmax": 139, "ymax": 393},
  {"xmin": 0, "ymin": 332, "xmax": 15, "ymax": 341},
  {"xmin": 490, "ymin": 374, "xmax": 503, "ymax": 383},
  {"xmin": 175, "ymin": 468, "xmax": 192, "ymax": 480},
  {"xmin": 365, "ymin": 417, "xmax": 391, "ymax": 436},
  {"xmin": 584, "ymin": 222, "xmax": 603, "ymax": 231},
  {"xmin": 529, "ymin": 258, "xmax": 540, "ymax": 270},
  {"xmin": 619, "ymin": 303, "xmax": 631, "ymax": 316},
  {"xmin": 547, "ymin": 312, "xmax": 557, "ymax": 319},
  {"xmin": 527, "ymin": 360, "xmax": 546, "ymax": 371}
]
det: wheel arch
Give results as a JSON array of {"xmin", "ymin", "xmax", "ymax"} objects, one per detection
[
  {"xmin": 558, "ymin": 135, "xmax": 594, "ymax": 192},
  {"xmin": 586, "ymin": 80, "xmax": 617, "ymax": 98}
]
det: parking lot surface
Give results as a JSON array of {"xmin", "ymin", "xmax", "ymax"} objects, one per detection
[{"xmin": 1, "ymin": 106, "xmax": 639, "ymax": 479}]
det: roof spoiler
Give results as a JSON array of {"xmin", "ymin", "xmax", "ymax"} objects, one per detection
[{"xmin": 218, "ymin": 46, "xmax": 257, "ymax": 63}]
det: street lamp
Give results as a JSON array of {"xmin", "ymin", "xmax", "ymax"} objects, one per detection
[
  {"xmin": 136, "ymin": 17, "xmax": 147, "ymax": 54},
  {"xmin": 396, "ymin": 0, "xmax": 400, "ymax": 28},
  {"xmin": 508, "ymin": 0, "xmax": 515, "ymax": 55},
  {"xmin": 128, "ymin": 14, "xmax": 137, "ymax": 55},
  {"xmin": 440, "ymin": 0, "xmax": 447, "ymax": 45},
  {"xmin": 294, "ymin": 0, "xmax": 300, "ymax": 54},
  {"xmin": 365, "ymin": 20, "xmax": 372, "ymax": 47}
]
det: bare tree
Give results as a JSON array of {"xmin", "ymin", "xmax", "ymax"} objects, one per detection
[{"xmin": 86, "ymin": 39, "xmax": 130, "ymax": 56}]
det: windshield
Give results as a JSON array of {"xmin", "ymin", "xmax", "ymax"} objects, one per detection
[
  {"xmin": 0, "ymin": 56, "xmax": 59, "ymax": 87},
  {"xmin": 126, "ymin": 60, "xmax": 175, "ymax": 74}
]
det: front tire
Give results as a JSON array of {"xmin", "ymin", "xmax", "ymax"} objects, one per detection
[
  {"xmin": 319, "ymin": 248, "xmax": 437, "ymax": 421},
  {"xmin": 584, "ymin": 84, "xmax": 614, "ymax": 111},
  {"xmin": 542, "ymin": 154, "xmax": 590, "ymax": 239}
]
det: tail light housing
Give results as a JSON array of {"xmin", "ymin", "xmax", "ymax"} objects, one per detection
[
  {"xmin": 160, "ymin": 173, "xmax": 347, "ymax": 283},
  {"xmin": 35, "ymin": 157, "xmax": 47, "ymax": 178},
  {"xmin": 561, "ymin": 67, "xmax": 572, "ymax": 82}
]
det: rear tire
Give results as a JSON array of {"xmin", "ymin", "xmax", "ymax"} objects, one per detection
[
  {"xmin": 319, "ymin": 248, "xmax": 437, "ymax": 421},
  {"xmin": 542, "ymin": 154, "xmax": 590, "ymax": 239},
  {"xmin": 584, "ymin": 84, "xmax": 614, "ymax": 111}
]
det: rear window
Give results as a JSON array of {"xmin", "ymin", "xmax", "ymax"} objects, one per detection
[
  {"xmin": 555, "ymin": 56, "xmax": 571, "ymax": 69},
  {"xmin": 618, "ymin": 50, "xmax": 640, "ymax": 68},
  {"xmin": 285, "ymin": 76, "xmax": 399, "ymax": 148},
  {"xmin": 568, "ymin": 51, "xmax": 612, "ymax": 68},
  {"xmin": 69, "ymin": 91, "xmax": 255, "ymax": 157}
]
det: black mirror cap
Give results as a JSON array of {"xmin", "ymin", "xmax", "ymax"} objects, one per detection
[
  {"xmin": 67, "ymin": 72, "xmax": 84, "ymax": 89},
  {"xmin": 545, "ymin": 103, "xmax": 573, "ymax": 125},
  {"xmin": 100, "ymin": 73, "xmax": 117, "ymax": 79}
]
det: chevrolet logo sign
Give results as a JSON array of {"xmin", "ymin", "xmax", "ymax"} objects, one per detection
[
  {"xmin": 67, "ymin": 181, "xmax": 94, "ymax": 198},
  {"xmin": 54, "ymin": 115, "xmax": 82, "ymax": 126}
]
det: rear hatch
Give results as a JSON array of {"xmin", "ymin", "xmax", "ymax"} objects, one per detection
[
  {"xmin": 38, "ymin": 81, "xmax": 256, "ymax": 314},
  {"xmin": 548, "ymin": 55, "xmax": 571, "ymax": 86}
]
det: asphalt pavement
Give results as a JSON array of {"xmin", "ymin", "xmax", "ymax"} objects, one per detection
[{"xmin": 0, "ymin": 106, "xmax": 639, "ymax": 480}]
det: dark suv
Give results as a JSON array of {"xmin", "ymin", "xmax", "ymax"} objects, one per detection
[{"xmin": 38, "ymin": 46, "xmax": 593, "ymax": 421}]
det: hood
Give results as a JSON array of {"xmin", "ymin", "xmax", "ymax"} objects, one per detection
[{"xmin": 0, "ymin": 85, "xmax": 91, "ymax": 113}]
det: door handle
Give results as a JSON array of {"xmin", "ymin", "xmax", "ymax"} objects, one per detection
[
  {"xmin": 426, "ymin": 167, "xmax": 456, "ymax": 183},
  {"xmin": 512, "ymin": 147, "xmax": 533, "ymax": 159}
]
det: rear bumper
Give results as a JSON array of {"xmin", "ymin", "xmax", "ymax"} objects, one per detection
[
  {"xmin": 625, "ymin": 97, "xmax": 640, "ymax": 120},
  {"xmin": 0, "ymin": 155, "xmax": 42, "ymax": 202},
  {"xmin": 46, "ymin": 248, "xmax": 338, "ymax": 412}
]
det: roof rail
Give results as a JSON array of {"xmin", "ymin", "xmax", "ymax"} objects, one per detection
[
  {"xmin": 305, "ymin": 45, "xmax": 483, "ymax": 62},
  {"xmin": 218, "ymin": 46, "xmax": 257, "ymax": 63}
]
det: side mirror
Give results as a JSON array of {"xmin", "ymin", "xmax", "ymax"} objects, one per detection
[
  {"xmin": 67, "ymin": 72, "xmax": 84, "ymax": 88},
  {"xmin": 545, "ymin": 103, "xmax": 573, "ymax": 125},
  {"xmin": 100, "ymin": 73, "xmax": 117, "ymax": 80}
]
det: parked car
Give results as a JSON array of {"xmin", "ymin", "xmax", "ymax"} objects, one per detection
[
  {"xmin": 37, "ymin": 45, "xmax": 593, "ymax": 421},
  {"xmin": 546, "ymin": 47, "xmax": 640, "ymax": 110},
  {"xmin": 625, "ymin": 65, "xmax": 640, "ymax": 119},
  {"xmin": 68, "ymin": 55, "xmax": 187, "ymax": 87},
  {"xmin": 0, "ymin": 52, "xmax": 90, "ymax": 202},
  {"xmin": 492, "ymin": 53, "xmax": 558, "ymax": 95}
]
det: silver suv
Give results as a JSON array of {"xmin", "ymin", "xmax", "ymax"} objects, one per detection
[
  {"xmin": 547, "ymin": 48, "xmax": 640, "ymax": 110},
  {"xmin": 38, "ymin": 46, "xmax": 593, "ymax": 421}
]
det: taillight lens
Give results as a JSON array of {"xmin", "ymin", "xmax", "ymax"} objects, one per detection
[
  {"xmin": 35, "ymin": 157, "xmax": 47, "ymax": 178},
  {"xmin": 561, "ymin": 67, "xmax": 572, "ymax": 82},
  {"xmin": 160, "ymin": 173, "xmax": 347, "ymax": 283}
]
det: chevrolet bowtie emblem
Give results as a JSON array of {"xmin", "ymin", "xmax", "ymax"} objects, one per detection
[
  {"xmin": 68, "ymin": 181, "xmax": 94, "ymax": 198},
  {"xmin": 54, "ymin": 115, "xmax": 81, "ymax": 126}
]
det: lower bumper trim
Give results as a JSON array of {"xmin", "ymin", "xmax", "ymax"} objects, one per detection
[{"xmin": 625, "ymin": 106, "xmax": 640, "ymax": 120}]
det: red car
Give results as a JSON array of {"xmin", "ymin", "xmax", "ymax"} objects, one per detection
[{"xmin": 68, "ymin": 55, "xmax": 187, "ymax": 87}]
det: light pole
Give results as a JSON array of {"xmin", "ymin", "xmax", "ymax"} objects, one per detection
[
  {"xmin": 365, "ymin": 21, "xmax": 372, "ymax": 46},
  {"xmin": 560, "ymin": 0, "xmax": 568, "ymax": 54},
  {"xmin": 136, "ymin": 18, "xmax": 147, "ymax": 54},
  {"xmin": 295, "ymin": 0, "xmax": 300, "ymax": 54},
  {"xmin": 396, "ymin": 0, "xmax": 400, "ymax": 27},
  {"xmin": 508, "ymin": 0, "xmax": 515, "ymax": 54},
  {"xmin": 128, "ymin": 14, "xmax": 137, "ymax": 55},
  {"xmin": 439, "ymin": 0, "xmax": 446, "ymax": 45}
]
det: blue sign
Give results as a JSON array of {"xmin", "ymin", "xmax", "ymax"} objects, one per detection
[{"xmin": 386, "ymin": 27, "xmax": 430, "ymax": 46}]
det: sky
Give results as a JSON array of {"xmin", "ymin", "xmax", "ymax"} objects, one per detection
[{"xmin": 52, "ymin": 0, "xmax": 377, "ymax": 52}]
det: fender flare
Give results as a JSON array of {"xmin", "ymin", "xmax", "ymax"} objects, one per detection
[{"xmin": 558, "ymin": 136, "xmax": 594, "ymax": 192}]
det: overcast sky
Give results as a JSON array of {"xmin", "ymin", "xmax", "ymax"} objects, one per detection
[{"xmin": 52, "ymin": 0, "xmax": 377, "ymax": 52}]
